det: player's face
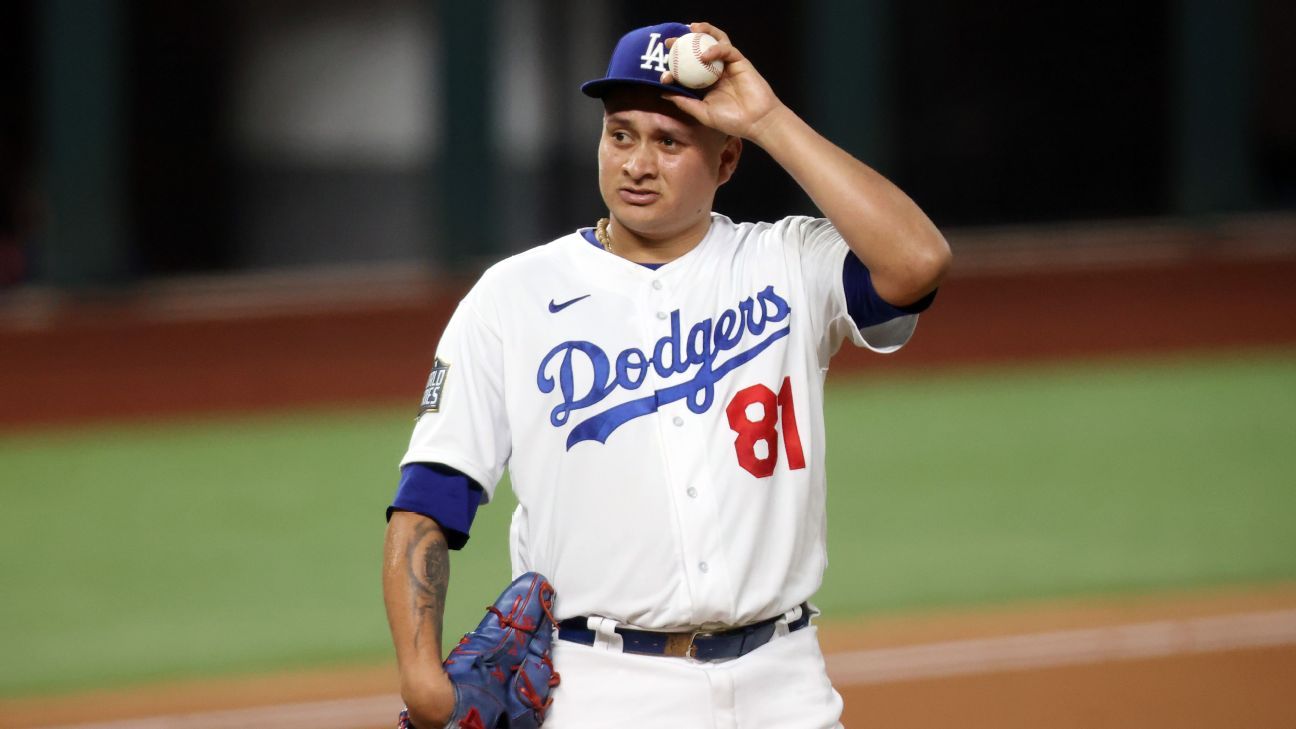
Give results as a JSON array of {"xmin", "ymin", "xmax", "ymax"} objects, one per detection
[{"xmin": 599, "ymin": 87, "xmax": 740, "ymax": 241}]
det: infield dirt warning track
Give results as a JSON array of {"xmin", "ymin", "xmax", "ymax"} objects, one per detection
[{"xmin": 4, "ymin": 584, "xmax": 1296, "ymax": 729}]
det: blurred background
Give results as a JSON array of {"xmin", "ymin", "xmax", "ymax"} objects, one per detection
[
  {"xmin": 2, "ymin": 1, "xmax": 1295, "ymax": 728},
  {"xmin": 2, "ymin": 0, "xmax": 1294, "ymax": 286}
]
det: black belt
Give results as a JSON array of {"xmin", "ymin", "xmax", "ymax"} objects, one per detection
[{"xmin": 557, "ymin": 603, "xmax": 812, "ymax": 661}]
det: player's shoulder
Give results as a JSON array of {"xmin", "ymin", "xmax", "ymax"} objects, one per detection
[
  {"xmin": 476, "ymin": 230, "xmax": 589, "ymax": 286},
  {"xmin": 453, "ymin": 231, "xmax": 585, "ymax": 318},
  {"xmin": 712, "ymin": 213, "xmax": 834, "ymax": 251}
]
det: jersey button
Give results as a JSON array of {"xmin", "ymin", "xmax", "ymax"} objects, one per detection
[
  {"xmin": 651, "ymin": 279, "xmax": 663, "ymax": 290},
  {"xmin": 698, "ymin": 561, "xmax": 709, "ymax": 573},
  {"xmin": 686, "ymin": 487, "xmax": 698, "ymax": 498},
  {"xmin": 656, "ymin": 311, "xmax": 668, "ymax": 320},
  {"xmin": 672, "ymin": 416, "xmax": 684, "ymax": 426}
]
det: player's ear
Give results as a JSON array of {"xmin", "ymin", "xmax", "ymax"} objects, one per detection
[{"xmin": 716, "ymin": 136, "xmax": 742, "ymax": 187}]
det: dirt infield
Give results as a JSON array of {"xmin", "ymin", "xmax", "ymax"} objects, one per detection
[
  {"xmin": 3, "ymin": 583, "xmax": 1294, "ymax": 728},
  {"xmin": 829, "ymin": 584, "xmax": 1296, "ymax": 728}
]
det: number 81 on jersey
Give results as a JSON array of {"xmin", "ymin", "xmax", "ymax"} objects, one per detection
[{"xmin": 725, "ymin": 377, "xmax": 806, "ymax": 478}]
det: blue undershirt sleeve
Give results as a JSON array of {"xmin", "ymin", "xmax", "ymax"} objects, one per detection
[
  {"xmin": 387, "ymin": 463, "xmax": 484, "ymax": 550},
  {"xmin": 841, "ymin": 251, "xmax": 938, "ymax": 328}
]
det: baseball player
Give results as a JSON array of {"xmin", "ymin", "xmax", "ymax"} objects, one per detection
[{"xmin": 382, "ymin": 21, "xmax": 950, "ymax": 728}]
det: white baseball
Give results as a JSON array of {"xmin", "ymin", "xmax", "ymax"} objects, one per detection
[{"xmin": 668, "ymin": 32, "xmax": 723, "ymax": 90}]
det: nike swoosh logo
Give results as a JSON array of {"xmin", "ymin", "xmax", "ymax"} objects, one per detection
[{"xmin": 548, "ymin": 294, "xmax": 591, "ymax": 313}]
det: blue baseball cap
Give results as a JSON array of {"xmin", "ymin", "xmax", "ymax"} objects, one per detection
[{"xmin": 580, "ymin": 22, "xmax": 708, "ymax": 100}]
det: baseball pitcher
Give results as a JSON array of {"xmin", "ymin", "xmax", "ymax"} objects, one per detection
[{"xmin": 382, "ymin": 21, "xmax": 951, "ymax": 728}]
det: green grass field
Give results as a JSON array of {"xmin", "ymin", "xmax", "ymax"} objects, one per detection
[{"xmin": 2, "ymin": 351, "xmax": 1295, "ymax": 697}]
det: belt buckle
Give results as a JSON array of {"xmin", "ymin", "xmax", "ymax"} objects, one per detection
[{"xmin": 663, "ymin": 629, "xmax": 709, "ymax": 658}]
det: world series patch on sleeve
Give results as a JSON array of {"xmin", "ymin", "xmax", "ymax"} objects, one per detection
[{"xmin": 420, "ymin": 358, "xmax": 450, "ymax": 414}]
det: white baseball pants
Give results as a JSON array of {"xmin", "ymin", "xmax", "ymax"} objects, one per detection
[{"xmin": 543, "ymin": 623, "xmax": 845, "ymax": 728}]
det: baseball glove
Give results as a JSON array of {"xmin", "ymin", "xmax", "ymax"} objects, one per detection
[{"xmin": 399, "ymin": 571, "xmax": 559, "ymax": 729}]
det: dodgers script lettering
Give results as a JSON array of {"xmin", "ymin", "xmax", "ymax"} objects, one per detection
[{"xmin": 536, "ymin": 286, "xmax": 791, "ymax": 449}]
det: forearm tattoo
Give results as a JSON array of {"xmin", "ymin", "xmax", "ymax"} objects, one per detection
[{"xmin": 405, "ymin": 520, "xmax": 450, "ymax": 654}]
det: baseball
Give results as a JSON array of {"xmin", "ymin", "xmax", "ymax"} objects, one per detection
[{"xmin": 669, "ymin": 32, "xmax": 724, "ymax": 89}]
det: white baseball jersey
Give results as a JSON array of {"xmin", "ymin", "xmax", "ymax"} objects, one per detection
[{"xmin": 402, "ymin": 213, "xmax": 918, "ymax": 630}]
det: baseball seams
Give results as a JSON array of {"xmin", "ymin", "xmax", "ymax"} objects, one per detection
[
  {"xmin": 691, "ymin": 33, "xmax": 722, "ymax": 81},
  {"xmin": 670, "ymin": 32, "xmax": 722, "ymax": 88}
]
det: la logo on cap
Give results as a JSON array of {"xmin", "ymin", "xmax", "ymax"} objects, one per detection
[
  {"xmin": 639, "ymin": 32, "xmax": 669, "ymax": 72},
  {"xmin": 579, "ymin": 22, "xmax": 704, "ymax": 100}
]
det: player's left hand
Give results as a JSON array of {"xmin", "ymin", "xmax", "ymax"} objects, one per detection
[
  {"xmin": 659, "ymin": 22, "xmax": 787, "ymax": 143},
  {"xmin": 398, "ymin": 572, "xmax": 559, "ymax": 729}
]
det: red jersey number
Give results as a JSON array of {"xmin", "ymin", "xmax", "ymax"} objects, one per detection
[{"xmin": 725, "ymin": 377, "xmax": 806, "ymax": 478}]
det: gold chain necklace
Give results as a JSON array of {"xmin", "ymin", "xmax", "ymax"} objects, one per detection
[{"xmin": 594, "ymin": 217, "xmax": 613, "ymax": 252}]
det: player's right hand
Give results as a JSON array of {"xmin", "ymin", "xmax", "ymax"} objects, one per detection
[{"xmin": 659, "ymin": 21, "xmax": 786, "ymax": 143}]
